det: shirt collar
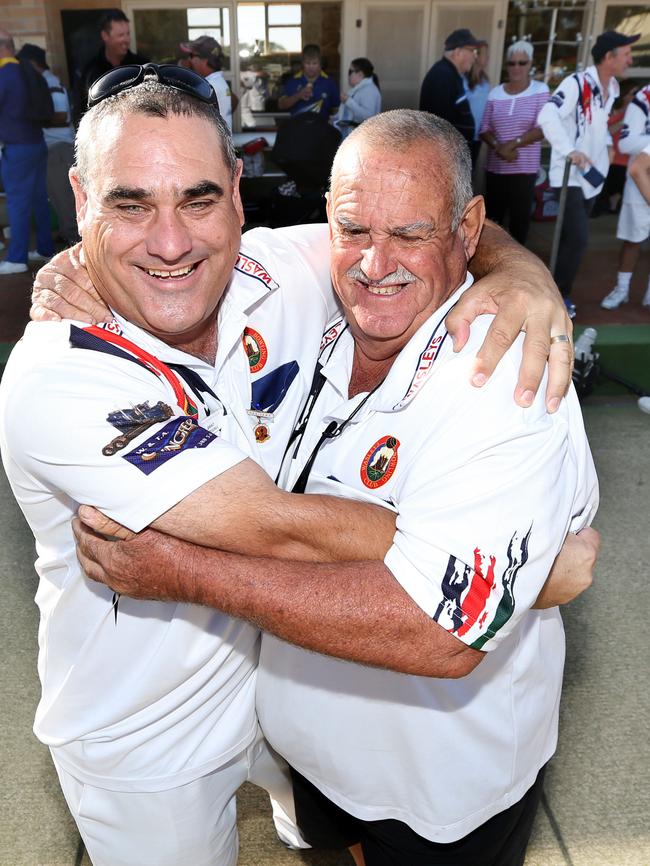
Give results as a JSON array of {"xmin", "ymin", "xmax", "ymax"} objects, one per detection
[{"xmin": 319, "ymin": 272, "xmax": 474, "ymax": 413}]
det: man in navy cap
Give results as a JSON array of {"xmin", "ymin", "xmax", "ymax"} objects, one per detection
[
  {"xmin": 538, "ymin": 29, "xmax": 638, "ymax": 318},
  {"xmin": 419, "ymin": 28, "xmax": 483, "ymax": 150}
]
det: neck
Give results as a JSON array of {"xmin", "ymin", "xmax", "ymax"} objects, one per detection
[
  {"xmin": 171, "ymin": 320, "xmax": 218, "ymax": 365},
  {"xmin": 505, "ymin": 79, "xmax": 528, "ymax": 94},
  {"xmin": 596, "ymin": 65, "xmax": 612, "ymax": 92},
  {"xmin": 349, "ymin": 345, "xmax": 396, "ymax": 397},
  {"xmin": 105, "ymin": 47, "xmax": 126, "ymax": 67}
]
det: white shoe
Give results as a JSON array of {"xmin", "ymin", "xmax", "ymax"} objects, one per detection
[
  {"xmin": 639, "ymin": 396, "xmax": 650, "ymax": 414},
  {"xmin": 28, "ymin": 250, "xmax": 52, "ymax": 262},
  {"xmin": 642, "ymin": 287, "xmax": 650, "ymax": 307},
  {"xmin": 601, "ymin": 285, "xmax": 629, "ymax": 309},
  {"xmin": 0, "ymin": 260, "xmax": 28, "ymax": 275}
]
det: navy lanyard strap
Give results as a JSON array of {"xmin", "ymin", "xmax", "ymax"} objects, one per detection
[{"xmin": 289, "ymin": 378, "xmax": 384, "ymax": 495}]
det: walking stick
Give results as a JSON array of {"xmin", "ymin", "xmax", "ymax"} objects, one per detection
[{"xmin": 549, "ymin": 157, "xmax": 572, "ymax": 276}]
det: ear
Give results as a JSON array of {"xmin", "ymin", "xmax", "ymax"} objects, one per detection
[
  {"xmin": 325, "ymin": 190, "xmax": 334, "ymax": 241},
  {"xmin": 456, "ymin": 195, "xmax": 485, "ymax": 261},
  {"xmin": 232, "ymin": 159, "xmax": 245, "ymax": 228},
  {"xmin": 69, "ymin": 168, "xmax": 89, "ymax": 233}
]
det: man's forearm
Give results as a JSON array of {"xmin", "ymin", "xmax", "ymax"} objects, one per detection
[
  {"xmin": 76, "ymin": 521, "xmax": 482, "ymax": 678},
  {"xmin": 471, "ymin": 219, "xmax": 552, "ymax": 281},
  {"xmin": 152, "ymin": 458, "xmax": 397, "ymax": 563}
]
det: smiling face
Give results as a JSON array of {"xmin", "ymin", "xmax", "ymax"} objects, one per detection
[
  {"xmin": 506, "ymin": 51, "xmax": 532, "ymax": 85},
  {"xmin": 327, "ymin": 139, "xmax": 484, "ymax": 361},
  {"xmin": 102, "ymin": 20, "xmax": 131, "ymax": 62},
  {"xmin": 70, "ymin": 111, "xmax": 244, "ymax": 355}
]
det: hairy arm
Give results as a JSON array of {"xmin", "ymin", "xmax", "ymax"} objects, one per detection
[
  {"xmin": 448, "ymin": 220, "xmax": 573, "ymax": 412},
  {"xmin": 73, "ymin": 516, "xmax": 481, "ymax": 678},
  {"xmin": 149, "ymin": 456, "xmax": 397, "ymax": 562},
  {"xmin": 629, "ymin": 152, "xmax": 650, "ymax": 204}
]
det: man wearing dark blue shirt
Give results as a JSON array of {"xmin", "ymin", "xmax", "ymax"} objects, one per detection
[
  {"xmin": 419, "ymin": 28, "xmax": 481, "ymax": 150},
  {"xmin": 278, "ymin": 45, "xmax": 339, "ymax": 120},
  {"xmin": 0, "ymin": 29, "xmax": 54, "ymax": 275}
]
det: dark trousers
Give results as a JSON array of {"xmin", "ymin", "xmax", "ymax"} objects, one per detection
[
  {"xmin": 485, "ymin": 171, "xmax": 537, "ymax": 246},
  {"xmin": 291, "ymin": 765, "xmax": 547, "ymax": 866},
  {"xmin": 552, "ymin": 186, "xmax": 595, "ymax": 297}
]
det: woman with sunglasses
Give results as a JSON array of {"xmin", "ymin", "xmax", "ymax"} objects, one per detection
[
  {"xmin": 480, "ymin": 41, "xmax": 549, "ymax": 245},
  {"xmin": 334, "ymin": 58, "xmax": 381, "ymax": 138}
]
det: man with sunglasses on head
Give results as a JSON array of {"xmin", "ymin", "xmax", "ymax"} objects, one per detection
[{"xmin": 10, "ymin": 65, "xmax": 591, "ymax": 866}]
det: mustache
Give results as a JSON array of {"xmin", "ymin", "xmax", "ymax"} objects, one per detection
[{"xmin": 346, "ymin": 264, "xmax": 417, "ymax": 286}]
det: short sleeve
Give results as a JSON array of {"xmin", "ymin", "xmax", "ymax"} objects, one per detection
[
  {"xmin": 1, "ymin": 337, "xmax": 247, "ymax": 532},
  {"xmin": 383, "ymin": 352, "xmax": 594, "ymax": 652}
]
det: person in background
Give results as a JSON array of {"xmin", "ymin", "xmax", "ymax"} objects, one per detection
[
  {"xmin": 0, "ymin": 29, "xmax": 54, "ymax": 275},
  {"xmin": 595, "ymin": 84, "xmax": 638, "ymax": 215},
  {"xmin": 181, "ymin": 35, "xmax": 238, "ymax": 132},
  {"xmin": 601, "ymin": 81, "xmax": 650, "ymax": 310},
  {"xmin": 74, "ymin": 9, "xmax": 147, "ymax": 122},
  {"xmin": 334, "ymin": 57, "xmax": 381, "ymax": 138},
  {"xmin": 480, "ymin": 40, "xmax": 549, "ymax": 246},
  {"xmin": 278, "ymin": 44, "xmax": 340, "ymax": 119},
  {"xmin": 419, "ymin": 28, "xmax": 481, "ymax": 155},
  {"xmin": 466, "ymin": 41, "xmax": 490, "ymax": 165},
  {"xmin": 16, "ymin": 44, "xmax": 79, "ymax": 247},
  {"xmin": 538, "ymin": 30, "xmax": 637, "ymax": 319}
]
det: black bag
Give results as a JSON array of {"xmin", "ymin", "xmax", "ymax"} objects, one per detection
[{"xmin": 19, "ymin": 59, "xmax": 55, "ymax": 127}]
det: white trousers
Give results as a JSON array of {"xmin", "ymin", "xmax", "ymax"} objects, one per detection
[{"xmin": 53, "ymin": 727, "xmax": 307, "ymax": 866}]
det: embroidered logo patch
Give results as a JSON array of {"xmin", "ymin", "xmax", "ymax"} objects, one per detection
[
  {"xmin": 360, "ymin": 436, "xmax": 400, "ymax": 489},
  {"xmin": 102, "ymin": 401, "xmax": 174, "ymax": 457},
  {"xmin": 243, "ymin": 327, "xmax": 268, "ymax": 373},
  {"xmin": 123, "ymin": 416, "xmax": 216, "ymax": 475}
]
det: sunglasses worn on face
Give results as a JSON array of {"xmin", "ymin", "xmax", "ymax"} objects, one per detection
[
  {"xmin": 507, "ymin": 60, "xmax": 530, "ymax": 66},
  {"xmin": 87, "ymin": 63, "xmax": 219, "ymax": 109}
]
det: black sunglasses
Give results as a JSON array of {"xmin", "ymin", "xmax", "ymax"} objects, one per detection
[
  {"xmin": 507, "ymin": 60, "xmax": 530, "ymax": 66},
  {"xmin": 87, "ymin": 63, "xmax": 219, "ymax": 109}
]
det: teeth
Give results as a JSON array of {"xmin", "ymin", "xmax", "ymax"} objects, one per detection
[
  {"xmin": 145, "ymin": 264, "xmax": 195, "ymax": 279},
  {"xmin": 367, "ymin": 284, "xmax": 402, "ymax": 296}
]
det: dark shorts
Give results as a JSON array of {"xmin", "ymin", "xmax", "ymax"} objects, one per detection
[{"xmin": 291, "ymin": 764, "xmax": 547, "ymax": 866}]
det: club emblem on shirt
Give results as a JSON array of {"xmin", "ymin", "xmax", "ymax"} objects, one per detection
[
  {"xmin": 123, "ymin": 416, "xmax": 216, "ymax": 475},
  {"xmin": 360, "ymin": 436, "xmax": 400, "ymax": 489},
  {"xmin": 243, "ymin": 327, "xmax": 268, "ymax": 373},
  {"xmin": 102, "ymin": 401, "xmax": 174, "ymax": 456}
]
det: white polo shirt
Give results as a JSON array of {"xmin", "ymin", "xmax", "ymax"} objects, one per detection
[
  {"xmin": 618, "ymin": 85, "xmax": 650, "ymax": 206},
  {"xmin": 257, "ymin": 275, "xmax": 598, "ymax": 842},
  {"xmin": 0, "ymin": 223, "xmax": 337, "ymax": 792},
  {"xmin": 538, "ymin": 65, "xmax": 618, "ymax": 197},
  {"xmin": 207, "ymin": 70, "xmax": 234, "ymax": 131}
]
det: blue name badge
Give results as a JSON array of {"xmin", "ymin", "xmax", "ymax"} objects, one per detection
[{"xmin": 124, "ymin": 416, "xmax": 216, "ymax": 475}]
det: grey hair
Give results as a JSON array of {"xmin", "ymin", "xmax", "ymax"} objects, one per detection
[
  {"xmin": 333, "ymin": 109, "xmax": 473, "ymax": 231},
  {"xmin": 74, "ymin": 80, "xmax": 237, "ymax": 189},
  {"xmin": 507, "ymin": 40, "xmax": 533, "ymax": 61}
]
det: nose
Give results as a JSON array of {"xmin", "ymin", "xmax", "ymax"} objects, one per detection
[
  {"xmin": 359, "ymin": 239, "xmax": 396, "ymax": 282},
  {"xmin": 146, "ymin": 209, "xmax": 193, "ymax": 263}
]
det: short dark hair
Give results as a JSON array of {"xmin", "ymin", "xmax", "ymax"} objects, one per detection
[
  {"xmin": 75, "ymin": 81, "xmax": 237, "ymax": 188},
  {"xmin": 302, "ymin": 44, "xmax": 321, "ymax": 61},
  {"xmin": 99, "ymin": 9, "xmax": 129, "ymax": 35}
]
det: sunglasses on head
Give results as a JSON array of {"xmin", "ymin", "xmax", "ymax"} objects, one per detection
[
  {"xmin": 87, "ymin": 63, "xmax": 219, "ymax": 109},
  {"xmin": 507, "ymin": 59, "xmax": 530, "ymax": 66}
]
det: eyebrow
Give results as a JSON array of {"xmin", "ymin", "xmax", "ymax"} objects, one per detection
[
  {"xmin": 336, "ymin": 215, "xmax": 436, "ymax": 236},
  {"xmin": 103, "ymin": 180, "xmax": 225, "ymax": 203}
]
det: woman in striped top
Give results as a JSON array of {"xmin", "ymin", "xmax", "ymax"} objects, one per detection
[{"xmin": 480, "ymin": 41, "xmax": 549, "ymax": 244}]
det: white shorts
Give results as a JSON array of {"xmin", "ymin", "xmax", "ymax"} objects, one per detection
[
  {"xmin": 52, "ymin": 726, "xmax": 307, "ymax": 866},
  {"xmin": 617, "ymin": 200, "xmax": 650, "ymax": 243}
]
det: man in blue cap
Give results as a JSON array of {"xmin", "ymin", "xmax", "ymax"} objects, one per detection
[{"xmin": 419, "ymin": 28, "xmax": 483, "ymax": 149}]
